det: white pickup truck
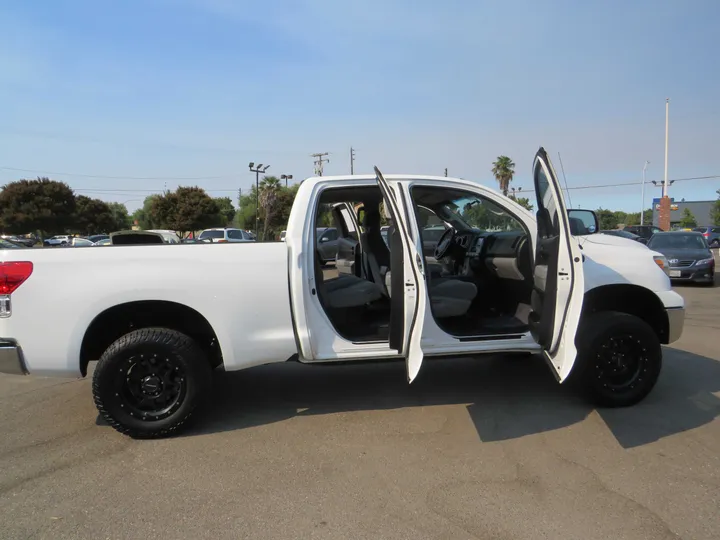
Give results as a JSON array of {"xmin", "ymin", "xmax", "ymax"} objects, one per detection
[{"xmin": 0, "ymin": 148, "xmax": 685, "ymax": 438}]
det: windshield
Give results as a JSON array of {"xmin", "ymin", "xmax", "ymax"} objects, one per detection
[
  {"xmin": 0, "ymin": 238, "xmax": 22, "ymax": 248},
  {"xmin": 440, "ymin": 196, "xmax": 523, "ymax": 233},
  {"xmin": 199, "ymin": 230, "xmax": 225, "ymax": 239},
  {"xmin": 648, "ymin": 234, "xmax": 707, "ymax": 250}
]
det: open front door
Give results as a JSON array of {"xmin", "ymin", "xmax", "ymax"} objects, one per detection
[
  {"xmin": 528, "ymin": 148, "xmax": 585, "ymax": 382},
  {"xmin": 374, "ymin": 167, "xmax": 427, "ymax": 382}
]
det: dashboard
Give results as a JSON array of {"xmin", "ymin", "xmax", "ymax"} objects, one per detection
[{"xmin": 448, "ymin": 230, "xmax": 530, "ymax": 281}]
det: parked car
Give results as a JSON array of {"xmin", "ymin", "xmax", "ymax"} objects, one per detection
[
  {"xmin": 147, "ymin": 230, "xmax": 181, "ymax": 244},
  {"xmin": 198, "ymin": 228, "xmax": 255, "ymax": 243},
  {"xmin": 0, "ymin": 238, "xmax": 24, "ymax": 249},
  {"xmin": 692, "ymin": 226, "xmax": 720, "ymax": 248},
  {"xmin": 279, "ymin": 230, "xmax": 287, "ymax": 241},
  {"xmin": 646, "ymin": 231, "xmax": 715, "ymax": 285},
  {"xmin": 43, "ymin": 235, "xmax": 71, "ymax": 246},
  {"xmin": 623, "ymin": 225, "xmax": 663, "ymax": 243},
  {"xmin": 0, "ymin": 147, "xmax": 685, "ymax": 439},
  {"xmin": 316, "ymin": 227, "xmax": 339, "ymax": 263},
  {"xmin": 71, "ymin": 237, "xmax": 94, "ymax": 247},
  {"xmin": 600, "ymin": 229, "xmax": 644, "ymax": 243},
  {"xmin": 1, "ymin": 235, "xmax": 35, "ymax": 247},
  {"xmin": 110, "ymin": 230, "xmax": 167, "ymax": 245},
  {"xmin": 88, "ymin": 234, "xmax": 110, "ymax": 244}
]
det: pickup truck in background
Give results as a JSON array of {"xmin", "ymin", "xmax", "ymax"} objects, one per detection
[{"xmin": 0, "ymin": 148, "xmax": 685, "ymax": 439}]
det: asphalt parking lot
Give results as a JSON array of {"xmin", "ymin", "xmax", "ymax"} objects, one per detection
[{"xmin": 1, "ymin": 260, "xmax": 718, "ymax": 539}]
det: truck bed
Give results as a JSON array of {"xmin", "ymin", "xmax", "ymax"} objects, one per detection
[{"xmin": 0, "ymin": 242, "xmax": 298, "ymax": 376}]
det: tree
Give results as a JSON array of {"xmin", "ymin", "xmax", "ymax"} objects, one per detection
[
  {"xmin": 0, "ymin": 177, "xmax": 76, "ymax": 235},
  {"xmin": 73, "ymin": 196, "xmax": 116, "ymax": 234},
  {"xmin": 711, "ymin": 189, "xmax": 720, "ymax": 226},
  {"xmin": 131, "ymin": 195, "xmax": 162, "ymax": 230},
  {"xmin": 491, "ymin": 156, "xmax": 516, "ymax": 196},
  {"xmin": 235, "ymin": 181, "xmax": 300, "ymax": 239},
  {"xmin": 214, "ymin": 197, "xmax": 236, "ymax": 226},
  {"xmin": 679, "ymin": 207, "xmax": 697, "ymax": 228},
  {"xmin": 151, "ymin": 186, "xmax": 221, "ymax": 238},
  {"xmin": 108, "ymin": 202, "xmax": 131, "ymax": 231},
  {"xmin": 510, "ymin": 196, "xmax": 533, "ymax": 211},
  {"xmin": 258, "ymin": 176, "xmax": 282, "ymax": 241}
]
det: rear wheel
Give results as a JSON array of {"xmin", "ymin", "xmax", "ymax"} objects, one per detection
[
  {"xmin": 92, "ymin": 328, "xmax": 212, "ymax": 438},
  {"xmin": 571, "ymin": 312, "xmax": 662, "ymax": 407}
]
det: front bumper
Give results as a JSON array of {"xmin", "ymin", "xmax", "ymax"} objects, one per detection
[
  {"xmin": 668, "ymin": 263, "xmax": 715, "ymax": 283},
  {"xmin": 665, "ymin": 307, "xmax": 685, "ymax": 344},
  {"xmin": 0, "ymin": 340, "xmax": 28, "ymax": 375}
]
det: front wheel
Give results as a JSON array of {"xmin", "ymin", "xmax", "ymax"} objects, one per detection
[
  {"xmin": 571, "ymin": 312, "xmax": 662, "ymax": 408},
  {"xmin": 92, "ymin": 328, "xmax": 212, "ymax": 438}
]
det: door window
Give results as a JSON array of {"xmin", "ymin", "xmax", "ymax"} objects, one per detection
[{"xmin": 227, "ymin": 229, "xmax": 243, "ymax": 240}]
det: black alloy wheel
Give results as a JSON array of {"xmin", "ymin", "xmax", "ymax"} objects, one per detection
[
  {"xmin": 572, "ymin": 311, "xmax": 662, "ymax": 407},
  {"xmin": 93, "ymin": 328, "xmax": 212, "ymax": 438}
]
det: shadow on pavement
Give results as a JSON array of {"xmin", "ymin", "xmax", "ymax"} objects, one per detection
[{"xmin": 180, "ymin": 347, "xmax": 720, "ymax": 449}]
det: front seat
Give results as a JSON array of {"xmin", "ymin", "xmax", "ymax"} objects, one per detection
[
  {"xmin": 361, "ymin": 207, "xmax": 391, "ymax": 295},
  {"xmin": 314, "ymin": 249, "xmax": 382, "ymax": 309},
  {"xmin": 382, "ymin": 225, "xmax": 478, "ymax": 318}
]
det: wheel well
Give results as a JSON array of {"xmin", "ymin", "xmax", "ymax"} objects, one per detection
[
  {"xmin": 582, "ymin": 285, "xmax": 670, "ymax": 344},
  {"xmin": 79, "ymin": 300, "xmax": 222, "ymax": 376}
]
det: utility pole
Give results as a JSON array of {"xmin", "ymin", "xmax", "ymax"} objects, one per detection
[
  {"xmin": 663, "ymin": 98, "xmax": 670, "ymax": 197},
  {"xmin": 237, "ymin": 187, "xmax": 242, "ymax": 208},
  {"xmin": 350, "ymin": 147, "xmax": 355, "ymax": 175},
  {"xmin": 249, "ymin": 162, "xmax": 270, "ymax": 238},
  {"xmin": 640, "ymin": 160, "xmax": 649, "ymax": 225},
  {"xmin": 311, "ymin": 152, "xmax": 329, "ymax": 176}
]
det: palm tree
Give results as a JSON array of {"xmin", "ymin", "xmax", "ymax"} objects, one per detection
[
  {"xmin": 491, "ymin": 156, "xmax": 516, "ymax": 196},
  {"xmin": 258, "ymin": 176, "xmax": 282, "ymax": 241}
]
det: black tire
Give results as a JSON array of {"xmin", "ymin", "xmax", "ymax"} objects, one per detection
[
  {"xmin": 92, "ymin": 328, "xmax": 212, "ymax": 439},
  {"xmin": 570, "ymin": 311, "xmax": 661, "ymax": 408}
]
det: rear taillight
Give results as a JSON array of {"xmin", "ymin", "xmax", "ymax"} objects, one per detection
[
  {"xmin": 0, "ymin": 261, "xmax": 34, "ymax": 294},
  {"xmin": 217, "ymin": 239, "xmax": 228, "ymax": 243},
  {"xmin": 703, "ymin": 232, "xmax": 709, "ymax": 237}
]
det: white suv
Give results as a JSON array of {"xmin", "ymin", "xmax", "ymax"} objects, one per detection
[{"xmin": 198, "ymin": 228, "xmax": 255, "ymax": 243}]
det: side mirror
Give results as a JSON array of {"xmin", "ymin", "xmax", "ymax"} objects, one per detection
[
  {"xmin": 567, "ymin": 209, "xmax": 599, "ymax": 235},
  {"xmin": 320, "ymin": 236, "xmax": 329, "ymax": 243},
  {"xmin": 637, "ymin": 237, "xmax": 648, "ymax": 245}
]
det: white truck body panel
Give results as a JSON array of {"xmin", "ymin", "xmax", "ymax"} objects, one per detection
[
  {"xmin": 0, "ymin": 174, "xmax": 684, "ymax": 379},
  {"xmin": 0, "ymin": 243, "xmax": 297, "ymax": 376}
]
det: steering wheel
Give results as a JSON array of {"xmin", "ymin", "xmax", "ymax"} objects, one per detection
[{"xmin": 434, "ymin": 227, "xmax": 456, "ymax": 259}]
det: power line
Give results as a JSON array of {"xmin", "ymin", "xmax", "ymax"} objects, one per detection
[
  {"xmin": 514, "ymin": 174, "xmax": 720, "ymax": 194},
  {"xmin": 0, "ymin": 166, "xmax": 234, "ymax": 180}
]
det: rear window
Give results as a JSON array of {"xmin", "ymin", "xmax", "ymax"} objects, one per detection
[{"xmin": 199, "ymin": 230, "xmax": 225, "ymax": 239}]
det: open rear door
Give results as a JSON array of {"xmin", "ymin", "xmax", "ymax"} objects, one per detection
[
  {"xmin": 528, "ymin": 148, "xmax": 585, "ymax": 382},
  {"xmin": 374, "ymin": 167, "xmax": 427, "ymax": 382}
]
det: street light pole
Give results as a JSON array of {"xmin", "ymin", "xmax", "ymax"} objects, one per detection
[
  {"xmin": 663, "ymin": 98, "xmax": 670, "ymax": 197},
  {"xmin": 640, "ymin": 160, "xmax": 649, "ymax": 225},
  {"xmin": 281, "ymin": 174, "xmax": 293, "ymax": 187},
  {"xmin": 249, "ymin": 162, "xmax": 270, "ymax": 238}
]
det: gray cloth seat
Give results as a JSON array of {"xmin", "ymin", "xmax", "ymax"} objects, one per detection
[
  {"xmin": 322, "ymin": 274, "xmax": 382, "ymax": 309},
  {"xmin": 384, "ymin": 272, "xmax": 478, "ymax": 318},
  {"xmin": 315, "ymin": 250, "xmax": 382, "ymax": 309}
]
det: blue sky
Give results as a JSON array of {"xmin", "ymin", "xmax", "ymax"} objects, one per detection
[{"xmin": 1, "ymin": 0, "xmax": 719, "ymax": 213}]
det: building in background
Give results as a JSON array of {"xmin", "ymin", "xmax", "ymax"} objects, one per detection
[{"xmin": 652, "ymin": 198, "xmax": 715, "ymax": 229}]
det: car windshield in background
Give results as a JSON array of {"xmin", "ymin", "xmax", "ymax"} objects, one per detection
[
  {"xmin": 199, "ymin": 230, "xmax": 225, "ymax": 239},
  {"xmin": 648, "ymin": 234, "xmax": 707, "ymax": 250},
  {"xmin": 0, "ymin": 238, "xmax": 22, "ymax": 248}
]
